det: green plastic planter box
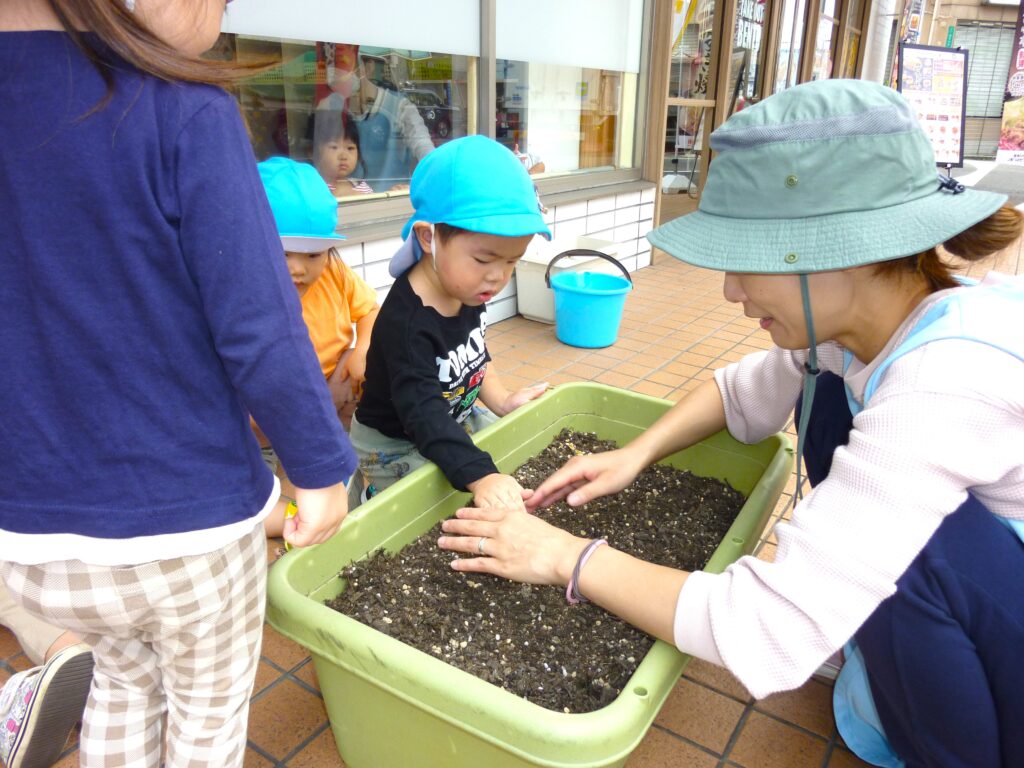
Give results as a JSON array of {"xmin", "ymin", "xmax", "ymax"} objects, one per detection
[{"xmin": 266, "ymin": 382, "xmax": 792, "ymax": 768}]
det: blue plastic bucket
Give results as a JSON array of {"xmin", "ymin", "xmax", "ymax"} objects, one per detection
[{"xmin": 545, "ymin": 249, "xmax": 632, "ymax": 348}]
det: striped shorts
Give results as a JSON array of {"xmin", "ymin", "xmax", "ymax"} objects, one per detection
[{"xmin": 0, "ymin": 522, "xmax": 267, "ymax": 768}]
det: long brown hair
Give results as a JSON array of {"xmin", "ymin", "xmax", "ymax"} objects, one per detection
[
  {"xmin": 47, "ymin": 0, "xmax": 269, "ymax": 90},
  {"xmin": 874, "ymin": 205, "xmax": 1024, "ymax": 291}
]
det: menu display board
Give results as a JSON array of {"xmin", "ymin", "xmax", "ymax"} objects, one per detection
[{"xmin": 897, "ymin": 43, "xmax": 968, "ymax": 168}]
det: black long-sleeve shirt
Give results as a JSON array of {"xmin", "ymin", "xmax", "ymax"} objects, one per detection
[{"xmin": 356, "ymin": 273, "xmax": 498, "ymax": 490}]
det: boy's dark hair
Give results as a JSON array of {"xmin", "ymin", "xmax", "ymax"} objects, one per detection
[
  {"xmin": 434, "ymin": 223, "xmax": 468, "ymax": 245},
  {"xmin": 312, "ymin": 110, "xmax": 365, "ymax": 176}
]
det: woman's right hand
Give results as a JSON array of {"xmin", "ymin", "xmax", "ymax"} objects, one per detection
[
  {"xmin": 525, "ymin": 447, "xmax": 647, "ymax": 510},
  {"xmin": 437, "ymin": 505, "xmax": 588, "ymax": 586}
]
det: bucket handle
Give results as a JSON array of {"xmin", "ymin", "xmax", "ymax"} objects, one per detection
[{"xmin": 544, "ymin": 249, "xmax": 633, "ymax": 289}]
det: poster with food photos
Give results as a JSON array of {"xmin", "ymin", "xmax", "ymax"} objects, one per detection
[
  {"xmin": 997, "ymin": 0, "xmax": 1024, "ymax": 165},
  {"xmin": 898, "ymin": 43, "xmax": 967, "ymax": 167}
]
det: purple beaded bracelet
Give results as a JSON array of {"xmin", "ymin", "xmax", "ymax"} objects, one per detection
[{"xmin": 565, "ymin": 538, "xmax": 608, "ymax": 605}]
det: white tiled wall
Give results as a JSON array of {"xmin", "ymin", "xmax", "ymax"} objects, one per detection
[{"xmin": 342, "ymin": 184, "xmax": 656, "ymax": 322}]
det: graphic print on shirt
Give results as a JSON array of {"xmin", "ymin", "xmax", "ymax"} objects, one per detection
[{"xmin": 436, "ymin": 312, "xmax": 488, "ymax": 423}]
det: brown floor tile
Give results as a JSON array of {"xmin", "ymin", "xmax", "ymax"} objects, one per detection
[
  {"xmin": 675, "ymin": 351, "xmax": 716, "ymax": 367},
  {"xmin": 0, "ymin": 627, "xmax": 22, "ymax": 660},
  {"xmin": 596, "ymin": 370, "xmax": 638, "ymax": 389},
  {"xmin": 682, "ymin": 658, "xmax": 751, "ymax": 702},
  {"xmin": 648, "ymin": 370, "xmax": 688, "ymax": 388},
  {"xmin": 253, "ymin": 659, "xmax": 282, "ymax": 696},
  {"xmin": 756, "ymin": 542, "xmax": 777, "ymax": 563},
  {"xmin": 654, "ymin": 677, "xmax": 746, "ymax": 753},
  {"xmin": 644, "ymin": 343, "xmax": 684, "ymax": 361},
  {"xmin": 629, "ymin": 352, "xmax": 673, "ymax": 369},
  {"xmin": 512, "ymin": 363, "xmax": 562, "ymax": 382},
  {"xmin": 563, "ymin": 362, "xmax": 605, "ymax": 379},
  {"xmin": 244, "ymin": 747, "xmax": 276, "ymax": 767},
  {"xmin": 616, "ymin": 336, "xmax": 650, "ymax": 352},
  {"xmin": 625, "ymin": 727, "xmax": 718, "ymax": 767},
  {"xmin": 727, "ymin": 711, "xmax": 828, "ymax": 768},
  {"xmin": 664, "ymin": 361, "xmax": 703, "ymax": 379},
  {"xmin": 293, "ymin": 658, "xmax": 320, "ymax": 691},
  {"xmin": 615, "ymin": 360, "xmax": 656, "ymax": 378},
  {"xmin": 261, "ymin": 625, "xmax": 311, "ymax": 672},
  {"xmin": 285, "ymin": 727, "xmax": 347, "ymax": 767},
  {"xmin": 247, "ymin": 678, "xmax": 328, "ymax": 760},
  {"xmin": 755, "ymin": 679, "xmax": 836, "ymax": 738},
  {"xmin": 496, "ymin": 372, "xmax": 531, "ymax": 390},
  {"xmin": 578, "ymin": 352, "xmax": 621, "ymax": 370},
  {"xmin": 827, "ymin": 746, "xmax": 873, "ymax": 767},
  {"xmin": 632, "ymin": 380, "xmax": 673, "ymax": 399}
]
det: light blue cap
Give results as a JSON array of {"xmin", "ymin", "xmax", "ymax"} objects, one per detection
[
  {"xmin": 389, "ymin": 136, "xmax": 552, "ymax": 277},
  {"xmin": 647, "ymin": 79, "xmax": 1006, "ymax": 273},
  {"xmin": 257, "ymin": 156, "xmax": 346, "ymax": 253}
]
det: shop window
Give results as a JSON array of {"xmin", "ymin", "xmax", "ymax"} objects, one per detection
[
  {"xmin": 215, "ymin": 36, "xmax": 469, "ymax": 197},
  {"xmin": 955, "ymin": 22, "xmax": 1015, "ymax": 158},
  {"xmin": 495, "ymin": 0, "xmax": 642, "ymax": 174},
  {"xmin": 663, "ymin": 0, "xmax": 716, "ymax": 209},
  {"xmin": 733, "ymin": 0, "xmax": 768, "ymax": 106},
  {"xmin": 216, "ymin": 1, "xmax": 478, "ymax": 199},
  {"xmin": 810, "ymin": 0, "xmax": 840, "ymax": 81},
  {"xmin": 774, "ymin": 0, "xmax": 808, "ymax": 91}
]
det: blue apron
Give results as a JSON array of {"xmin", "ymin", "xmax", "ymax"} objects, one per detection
[{"xmin": 833, "ymin": 277, "xmax": 1024, "ymax": 767}]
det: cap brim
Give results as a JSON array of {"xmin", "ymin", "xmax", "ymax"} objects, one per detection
[
  {"xmin": 647, "ymin": 187, "xmax": 1007, "ymax": 273},
  {"xmin": 389, "ymin": 234, "xmax": 420, "ymax": 278},
  {"xmin": 281, "ymin": 234, "xmax": 347, "ymax": 254},
  {"xmin": 444, "ymin": 212, "xmax": 552, "ymax": 241}
]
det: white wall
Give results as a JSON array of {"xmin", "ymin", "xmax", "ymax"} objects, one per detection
[{"xmin": 337, "ymin": 185, "xmax": 656, "ymax": 323}]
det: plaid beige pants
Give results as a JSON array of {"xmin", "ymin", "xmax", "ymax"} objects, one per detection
[{"xmin": 0, "ymin": 523, "xmax": 267, "ymax": 768}]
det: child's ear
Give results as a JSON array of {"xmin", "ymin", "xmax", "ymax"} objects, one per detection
[{"xmin": 412, "ymin": 221, "xmax": 433, "ymax": 255}]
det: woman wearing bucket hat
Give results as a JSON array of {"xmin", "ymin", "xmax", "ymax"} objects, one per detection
[{"xmin": 438, "ymin": 80, "xmax": 1024, "ymax": 767}]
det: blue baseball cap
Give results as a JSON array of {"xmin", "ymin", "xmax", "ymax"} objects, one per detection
[
  {"xmin": 258, "ymin": 156, "xmax": 346, "ymax": 253},
  {"xmin": 389, "ymin": 136, "xmax": 552, "ymax": 277}
]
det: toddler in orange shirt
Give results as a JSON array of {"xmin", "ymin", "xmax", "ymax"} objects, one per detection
[{"xmin": 257, "ymin": 157, "xmax": 380, "ymax": 536}]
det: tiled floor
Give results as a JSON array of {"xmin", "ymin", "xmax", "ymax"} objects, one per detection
[{"xmin": 6, "ymin": 237, "xmax": 1021, "ymax": 768}]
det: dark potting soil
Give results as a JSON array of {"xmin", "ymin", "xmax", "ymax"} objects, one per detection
[{"xmin": 325, "ymin": 429, "xmax": 746, "ymax": 713}]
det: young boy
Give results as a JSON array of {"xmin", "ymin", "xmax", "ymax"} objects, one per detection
[
  {"xmin": 255, "ymin": 157, "xmax": 380, "ymax": 537},
  {"xmin": 350, "ymin": 135, "xmax": 550, "ymax": 509}
]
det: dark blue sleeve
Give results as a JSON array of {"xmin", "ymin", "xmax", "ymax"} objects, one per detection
[{"xmin": 174, "ymin": 95, "xmax": 355, "ymax": 488}]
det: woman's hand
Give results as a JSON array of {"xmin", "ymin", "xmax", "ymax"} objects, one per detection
[
  {"xmin": 466, "ymin": 472, "xmax": 527, "ymax": 510},
  {"xmin": 526, "ymin": 446, "xmax": 646, "ymax": 510},
  {"xmin": 438, "ymin": 506, "xmax": 587, "ymax": 585}
]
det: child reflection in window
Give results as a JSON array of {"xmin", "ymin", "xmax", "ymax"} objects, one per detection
[
  {"xmin": 315, "ymin": 43, "xmax": 434, "ymax": 191},
  {"xmin": 312, "ymin": 109, "xmax": 374, "ymax": 197}
]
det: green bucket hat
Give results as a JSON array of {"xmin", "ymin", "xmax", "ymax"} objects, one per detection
[{"xmin": 647, "ymin": 79, "xmax": 1006, "ymax": 273}]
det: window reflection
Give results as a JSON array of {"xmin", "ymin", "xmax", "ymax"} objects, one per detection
[
  {"xmin": 496, "ymin": 59, "xmax": 632, "ymax": 173},
  {"xmin": 775, "ymin": 0, "xmax": 808, "ymax": 91},
  {"xmin": 216, "ymin": 35, "xmax": 469, "ymax": 198}
]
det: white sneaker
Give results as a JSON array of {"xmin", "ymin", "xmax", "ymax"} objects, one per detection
[{"xmin": 0, "ymin": 643, "xmax": 93, "ymax": 768}]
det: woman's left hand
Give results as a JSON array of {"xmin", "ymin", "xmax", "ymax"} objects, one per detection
[{"xmin": 437, "ymin": 505, "xmax": 587, "ymax": 585}]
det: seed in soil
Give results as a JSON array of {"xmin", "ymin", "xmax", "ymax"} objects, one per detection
[{"xmin": 326, "ymin": 428, "xmax": 746, "ymax": 713}]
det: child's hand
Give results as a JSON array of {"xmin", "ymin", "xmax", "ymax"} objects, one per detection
[
  {"xmin": 284, "ymin": 482, "xmax": 349, "ymax": 548},
  {"xmin": 501, "ymin": 382, "xmax": 550, "ymax": 414},
  {"xmin": 327, "ymin": 359, "xmax": 356, "ymax": 412},
  {"xmin": 343, "ymin": 350, "xmax": 368, "ymax": 394},
  {"xmin": 466, "ymin": 473, "xmax": 528, "ymax": 511}
]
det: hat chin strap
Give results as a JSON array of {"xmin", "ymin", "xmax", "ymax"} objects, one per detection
[
  {"xmin": 793, "ymin": 273, "xmax": 820, "ymax": 505},
  {"xmin": 429, "ymin": 223, "xmax": 439, "ymax": 273}
]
